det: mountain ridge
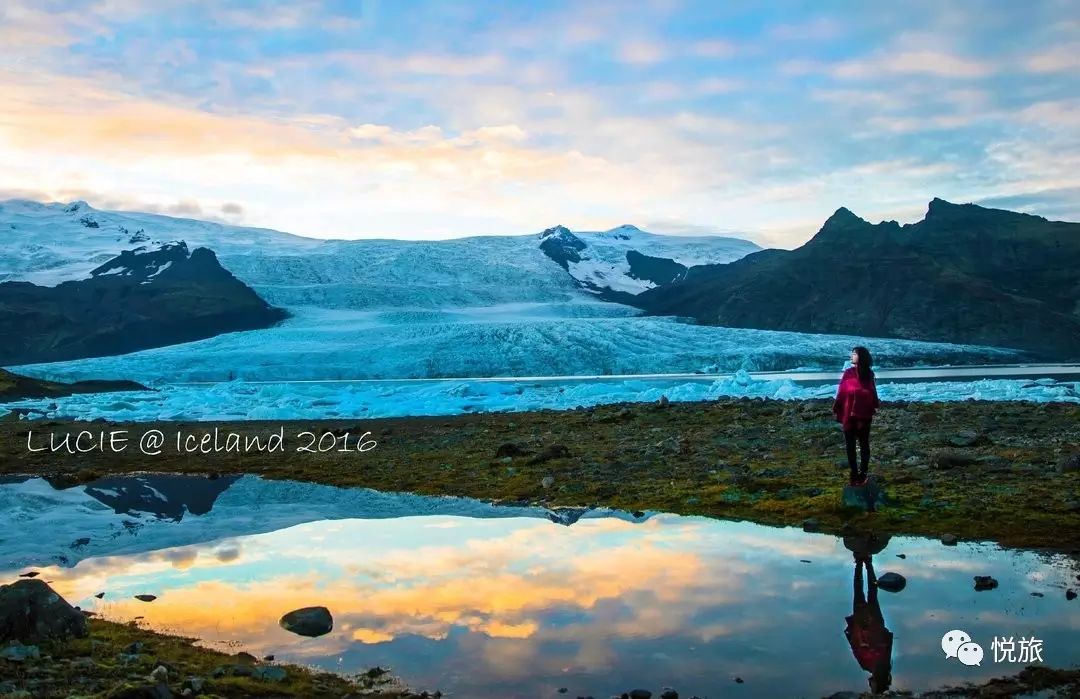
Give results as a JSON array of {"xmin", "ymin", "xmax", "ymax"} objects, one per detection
[{"xmin": 635, "ymin": 198, "xmax": 1080, "ymax": 359}]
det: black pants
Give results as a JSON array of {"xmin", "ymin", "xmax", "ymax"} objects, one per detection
[{"xmin": 844, "ymin": 421, "xmax": 871, "ymax": 477}]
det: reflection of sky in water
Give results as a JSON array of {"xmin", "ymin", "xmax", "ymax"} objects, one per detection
[{"xmin": 11, "ymin": 514, "xmax": 1079, "ymax": 698}]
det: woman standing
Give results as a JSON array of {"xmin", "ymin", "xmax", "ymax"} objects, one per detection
[{"xmin": 833, "ymin": 346, "xmax": 881, "ymax": 485}]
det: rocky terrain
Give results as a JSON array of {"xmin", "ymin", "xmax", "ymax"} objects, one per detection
[{"xmin": 0, "ymin": 579, "xmax": 422, "ymax": 698}]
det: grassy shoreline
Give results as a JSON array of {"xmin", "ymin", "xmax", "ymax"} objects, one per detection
[
  {"xmin": 2, "ymin": 397, "xmax": 1079, "ymax": 550},
  {"xmin": 0, "ymin": 617, "xmax": 420, "ymax": 698}
]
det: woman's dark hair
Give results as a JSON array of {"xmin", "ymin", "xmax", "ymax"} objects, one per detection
[{"xmin": 853, "ymin": 346, "xmax": 874, "ymax": 383}]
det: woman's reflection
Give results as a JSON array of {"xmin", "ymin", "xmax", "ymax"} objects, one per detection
[{"xmin": 843, "ymin": 533, "xmax": 893, "ymax": 694}]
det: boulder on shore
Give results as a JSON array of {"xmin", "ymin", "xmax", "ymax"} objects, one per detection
[
  {"xmin": 0, "ymin": 579, "xmax": 88, "ymax": 643},
  {"xmin": 842, "ymin": 474, "xmax": 890, "ymax": 511}
]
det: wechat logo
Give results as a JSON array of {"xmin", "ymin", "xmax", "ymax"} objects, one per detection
[{"xmin": 942, "ymin": 630, "xmax": 983, "ymax": 667}]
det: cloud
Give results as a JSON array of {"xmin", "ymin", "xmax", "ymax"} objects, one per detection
[
  {"xmin": 1023, "ymin": 43, "xmax": 1080, "ymax": 73},
  {"xmin": 690, "ymin": 40, "xmax": 736, "ymax": 59},
  {"xmin": 786, "ymin": 50, "xmax": 994, "ymax": 80},
  {"xmin": 616, "ymin": 40, "xmax": 667, "ymax": 65}
]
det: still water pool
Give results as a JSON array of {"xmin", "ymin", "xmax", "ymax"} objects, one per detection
[{"xmin": 1, "ymin": 475, "xmax": 1077, "ymax": 698}]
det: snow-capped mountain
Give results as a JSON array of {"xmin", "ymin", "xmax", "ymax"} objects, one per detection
[
  {"xmin": 539, "ymin": 223, "xmax": 759, "ymax": 297},
  {"xmin": 0, "ymin": 199, "xmax": 759, "ymax": 309}
]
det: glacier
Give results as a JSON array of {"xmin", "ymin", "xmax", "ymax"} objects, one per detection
[{"xmin": 2, "ymin": 198, "xmax": 1063, "ymax": 421}]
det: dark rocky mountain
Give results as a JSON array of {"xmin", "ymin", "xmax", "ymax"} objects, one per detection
[
  {"xmin": 0, "ymin": 242, "xmax": 288, "ymax": 365},
  {"xmin": 625, "ymin": 249, "xmax": 688, "ymax": 286},
  {"xmin": 634, "ymin": 199, "xmax": 1080, "ymax": 359}
]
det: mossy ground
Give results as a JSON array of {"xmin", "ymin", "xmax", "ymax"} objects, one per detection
[
  {"xmin": 0, "ymin": 618, "xmax": 414, "ymax": 698},
  {"xmin": 2, "ymin": 397, "xmax": 1078, "ymax": 550}
]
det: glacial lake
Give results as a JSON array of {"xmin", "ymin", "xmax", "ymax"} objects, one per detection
[{"xmin": 1, "ymin": 475, "xmax": 1077, "ymax": 698}]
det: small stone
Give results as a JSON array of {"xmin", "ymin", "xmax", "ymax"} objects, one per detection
[
  {"xmin": 948, "ymin": 430, "xmax": 981, "ymax": 448},
  {"xmin": 149, "ymin": 665, "xmax": 169, "ymax": 682},
  {"xmin": 95, "ymin": 592, "xmax": 105, "ymax": 599},
  {"xmin": 734, "ymin": 677, "xmax": 744, "ymax": 684},
  {"xmin": 941, "ymin": 533, "xmax": 958, "ymax": 546},
  {"xmin": 17, "ymin": 572, "xmax": 39, "ymax": 579},
  {"xmin": 931, "ymin": 450, "xmax": 978, "ymax": 470},
  {"xmin": 876, "ymin": 572, "xmax": 906, "ymax": 593},
  {"xmin": 657, "ymin": 395, "xmax": 670, "ymax": 407},
  {"xmin": 1030, "ymin": 592, "xmax": 1044, "ymax": 598},
  {"xmin": 541, "ymin": 476, "xmax": 555, "ymax": 489},
  {"xmin": 183, "ymin": 677, "xmax": 205, "ymax": 693},
  {"xmin": 134, "ymin": 594, "xmax": 157, "ymax": 602},
  {"xmin": 629, "ymin": 691, "xmax": 651, "ymax": 699},
  {"xmin": 262, "ymin": 654, "xmax": 275, "ymax": 661},
  {"xmin": 123, "ymin": 641, "xmax": 144, "ymax": 654},
  {"xmin": 660, "ymin": 689, "xmax": 678, "ymax": 699},
  {"xmin": 974, "ymin": 575, "xmax": 999, "ymax": 591},
  {"xmin": 896, "ymin": 554, "xmax": 906, "ymax": 559},
  {"xmin": 1057, "ymin": 454, "xmax": 1080, "ymax": 473},
  {"xmin": 252, "ymin": 665, "xmax": 288, "ymax": 682},
  {"xmin": 495, "ymin": 443, "xmax": 527, "ymax": 458},
  {"xmin": 1066, "ymin": 589, "xmax": 1077, "ymax": 601},
  {"xmin": 801, "ymin": 518, "xmax": 820, "ymax": 532}
]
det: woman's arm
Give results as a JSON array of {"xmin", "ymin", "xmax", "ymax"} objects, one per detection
[
  {"xmin": 833, "ymin": 377, "xmax": 846, "ymax": 420},
  {"xmin": 871, "ymin": 378, "xmax": 881, "ymax": 410}
]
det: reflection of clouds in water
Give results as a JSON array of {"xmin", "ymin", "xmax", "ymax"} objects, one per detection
[
  {"xmin": 215, "ymin": 545, "xmax": 242, "ymax": 563},
  {"xmin": 161, "ymin": 548, "xmax": 198, "ymax": 569},
  {"xmin": 36, "ymin": 517, "xmax": 790, "ymax": 660},
  {"xmin": 20, "ymin": 514, "xmax": 1079, "ymax": 696}
]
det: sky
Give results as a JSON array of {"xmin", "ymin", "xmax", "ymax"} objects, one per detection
[{"xmin": 0, "ymin": 0, "xmax": 1077, "ymax": 247}]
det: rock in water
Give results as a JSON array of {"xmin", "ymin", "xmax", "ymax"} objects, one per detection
[
  {"xmin": 974, "ymin": 575, "xmax": 999, "ymax": 591},
  {"xmin": 876, "ymin": 572, "xmax": 907, "ymax": 592},
  {"xmin": 941, "ymin": 533, "xmax": 959, "ymax": 546},
  {"xmin": 279, "ymin": 606, "xmax": 333, "ymax": 637},
  {"xmin": 841, "ymin": 474, "xmax": 890, "ymax": 511},
  {"xmin": 0, "ymin": 579, "xmax": 88, "ymax": 642}
]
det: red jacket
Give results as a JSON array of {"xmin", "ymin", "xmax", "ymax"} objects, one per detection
[{"xmin": 833, "ymin": 367, "xmax": 880, "ymax": 430}]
